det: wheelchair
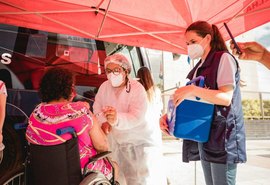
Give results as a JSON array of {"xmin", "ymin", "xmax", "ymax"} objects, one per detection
[{"xmin": 23, "ymin": 126, "xmax": 119, "ymax": 185}]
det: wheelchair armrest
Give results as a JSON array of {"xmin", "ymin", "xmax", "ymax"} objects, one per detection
[
  {"xmin": 88, "ymin": 151, "xmax": 112, "ymax": 163},
  {"xmin": 83, "ymin": 151, "xmax": 115, "ymax": 184},
  {"xmin": 83, "ymin": 151, "xmax": 113, "ymax": 178}
]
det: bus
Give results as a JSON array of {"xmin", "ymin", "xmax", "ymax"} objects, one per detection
[{"xmin": 0, "ymin": 23, "xmax": 167, "ymax": 184}]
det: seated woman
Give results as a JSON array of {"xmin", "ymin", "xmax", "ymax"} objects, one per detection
[{"xmin": 26, "ymin": 67, "xmax": 114, "ymax": 180}]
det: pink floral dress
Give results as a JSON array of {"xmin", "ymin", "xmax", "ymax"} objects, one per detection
[{"xmin": 26, "ymin": 101, "xmax": 112, "ymax": 178}]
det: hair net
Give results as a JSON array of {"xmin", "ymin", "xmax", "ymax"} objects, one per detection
[{"xmin": 104, "ymin": 54, "xmax": 132, "ymax": 73}]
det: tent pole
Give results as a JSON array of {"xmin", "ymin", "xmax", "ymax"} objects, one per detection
[{"xmin": 96, "ymin": 0, "xmax": 112, "ymax": 38}]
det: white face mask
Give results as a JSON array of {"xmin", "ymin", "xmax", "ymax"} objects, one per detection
[
  {"xmin": 187, "ymin": 44, "xmax": 204, "ymax": 60},
  {"xmin": 187, "ymin": 38, "xmax": 206, "ymax": 60},
  {"xmin": 107, "ymin": 73, "xmax": 124, "ymax": 87}
]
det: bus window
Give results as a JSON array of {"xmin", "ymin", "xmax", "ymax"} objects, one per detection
[
  {"xmin": 119, "ymin": 46, "xmax": 142, "ymax": 78},
  {"xmin": 103, "ymin": 43, "xmax": 143, "ymax": 78},
  {"xmin": 0, "ymin": 24, "xmax": 109, "ymax": 90}
]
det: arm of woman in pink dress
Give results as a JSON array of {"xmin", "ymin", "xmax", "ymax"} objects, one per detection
[
  {"xmin": 0, "ymin": 83, "xmax": 7, "ymax": 146},
  {"xmin": 89, "ymin": 114, "xmax": 109, "ymax": 152}
]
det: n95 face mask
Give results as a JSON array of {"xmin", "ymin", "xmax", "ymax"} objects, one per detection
[
  {"xmin": 107, "ymin": 73, "xmax": 124, "ymax": 87},
  {"xmin": 187, "ymin": 44, "xmax": 204, "ymax": 60}
]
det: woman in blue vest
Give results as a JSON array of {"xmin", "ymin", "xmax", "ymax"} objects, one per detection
[{"xmin": 161, "ymin": 21, "xmax": 246, "ymax": 185}]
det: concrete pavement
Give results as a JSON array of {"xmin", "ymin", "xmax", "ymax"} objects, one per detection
[{"xmin": 162, "ymin": 139, "xmax": 270, "ymax": 185}]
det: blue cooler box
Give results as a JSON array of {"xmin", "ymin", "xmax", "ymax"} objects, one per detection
[{"xmin": 166, "ymin": 76, "xmax": 214, "ymax": 143}]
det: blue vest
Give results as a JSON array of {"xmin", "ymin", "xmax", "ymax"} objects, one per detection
[{"xmin": 182, "ymin": 50, "xmax": 246, "ymax": 164}]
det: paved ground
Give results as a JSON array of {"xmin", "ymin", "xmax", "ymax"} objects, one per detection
[{"xmin": 162, "ymin": 139, "xmax": 270, "ymax": 185}]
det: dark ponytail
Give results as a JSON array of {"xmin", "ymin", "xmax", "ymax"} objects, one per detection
[
  {"xmin": 211, "ymin": 24, "xmax": 228, "ymax": 51},
  {"xmin": 186, "ymin": 21, "xmax": 228, "ymax": 52}
]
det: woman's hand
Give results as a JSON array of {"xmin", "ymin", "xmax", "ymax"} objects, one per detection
[
  {"xmin": 173, "ymin": 85, "xmax": 195, "ymax": 107},
  {"xmin": 230, "ymin": 41, "xmax": 265, "ymax": 61},
  {"xmin": 160, "ymin": 114, "xmax": 170, "ymax": 135},
  {"xmin": 103, "ymin": 106, "xmax": 118, "ymax": 126}
]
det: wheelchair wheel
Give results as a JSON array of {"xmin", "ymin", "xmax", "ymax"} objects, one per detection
[
  {"xmin": 80, "ymin": 171, "xmax": 111, "ymax": 185},
  {"xmin": 0, "ymin": 117, "xmax": 26, "ymax": 185},
  {"xmin": 1, "ymin": 171, "xmax": 24, "ymax": 185}
]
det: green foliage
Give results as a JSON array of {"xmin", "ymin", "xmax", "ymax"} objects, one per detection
[
  {"xmin": 242, "ymin": 99, "xmax": 270, "ymax": 119},
  {"xmin": 264, "ymin": 100, "xmax": 270, "ymax": 117}
]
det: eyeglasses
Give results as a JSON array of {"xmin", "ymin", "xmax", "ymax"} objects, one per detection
[{"xmin": 105, "ymin": 67, "xmax": 124, "ymax": 75}]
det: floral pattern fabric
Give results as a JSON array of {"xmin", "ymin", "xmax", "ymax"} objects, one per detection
[{"xmin": 26, "ymin": 101, "xmax": 112, "ymax": 178}]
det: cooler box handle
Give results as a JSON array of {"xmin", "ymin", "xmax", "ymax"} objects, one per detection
[{"xmin": 186, "ymin": 76, "xmax": 205, "ymax": 100}]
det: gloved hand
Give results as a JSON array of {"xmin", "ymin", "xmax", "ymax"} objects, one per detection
[{"xmin": 103, "ymin": 106, "xmax": 118, "ymax": 126}]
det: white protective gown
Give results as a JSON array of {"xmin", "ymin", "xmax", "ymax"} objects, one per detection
[{"xmin": 93, "ymin": 79, "xmax": 166, "ymax": 185}]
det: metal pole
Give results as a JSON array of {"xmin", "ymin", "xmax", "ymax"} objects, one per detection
[
  {"xmin": 194, "ymin": 161, "xmax": 197, "ymax": 185},
  {"xmin": 161, "ymin": 51, "xmax": 165, "ymax": 114},
  {"xmin": 259, "ymin": 92, "xmax": 264, "ymax": 119}
]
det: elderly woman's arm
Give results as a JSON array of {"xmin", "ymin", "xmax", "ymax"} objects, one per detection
[
  {"xmin": 89, "ymin": 114, "xmax": 109, "ymax": 152},
  {"xmin": 0, "ymin": 93, "xmax": 7, "ymax": 145}
]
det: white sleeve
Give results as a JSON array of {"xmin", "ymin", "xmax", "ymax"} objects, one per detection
[
  {"xmin": 115, "ymin": 82, "xmax": 148, "ymax": 130},
  {"xmin": 217, "ymin": 53, "xmax": 237, "ymax": 89}
]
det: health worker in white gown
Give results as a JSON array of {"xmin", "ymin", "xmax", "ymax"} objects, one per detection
[{"xmin": 93, "ymin": 54, "xmax": 166, "ymax": 185}]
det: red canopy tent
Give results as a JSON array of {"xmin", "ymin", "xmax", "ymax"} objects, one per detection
[
  {"xmin": 0, "ymin": 0, "xmax": 269, "ymax": 54},
  {"xmin": 0, "ymin": 0, "xmax": 269, "ymax": 89}
]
